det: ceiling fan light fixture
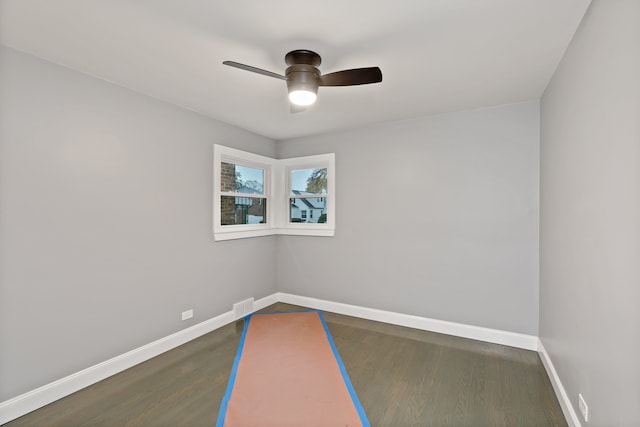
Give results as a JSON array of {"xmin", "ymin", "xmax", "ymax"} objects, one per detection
[
  {"xmin": 286, "ymin": 66, "xmax": 319, "ymax": 106},
  {"xmin": 288, "ymin": 89, "xmax": 317, "ymax": 106}
]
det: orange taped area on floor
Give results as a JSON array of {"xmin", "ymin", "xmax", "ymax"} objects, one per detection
[{"xmin": 217, "ymin": 311, "xmax": 369, "ymax": 427}]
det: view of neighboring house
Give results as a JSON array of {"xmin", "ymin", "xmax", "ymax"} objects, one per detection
[
  {"xmin": 223, "ymin": 163, "xmax": 328, "ymax": 225},
  {"xmin": 290, "ymin": 190, "xmax": 327, "ymax": 223},
  {"xmin": 233, "ymin": 183, "xmax": 266, "ymax": 225},
  {"xmin": 220, "ymin": 162, "xmax": 266, "ymax": 225}
]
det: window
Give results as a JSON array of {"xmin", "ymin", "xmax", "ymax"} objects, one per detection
[
  {"xmin": 213, "ymin": 145, "xmax": 335, "ymax": 240},
  {"xmin": 220, "ymin": 163, "xmax": 266, "ymax": 225},
  {"xmin": 289, "ymin": 168, "xmax": 326, "ymax": 224},
  {"xmin": 280, "ymin": 153, "xmax": 335, "ymax": 236},
  {"xmin": 213, "ymin": 145, "xmax": 273, "ymax": 241}
]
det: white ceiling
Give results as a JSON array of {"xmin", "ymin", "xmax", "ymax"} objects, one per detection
[{"xmin": 0, "ymin": 0, "xmax": 590, "ymax": 140}]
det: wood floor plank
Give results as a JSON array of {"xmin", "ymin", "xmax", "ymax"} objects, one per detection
[{"xmin": 3, "ymin": 303, "xmax": 567, "ymax": 426}]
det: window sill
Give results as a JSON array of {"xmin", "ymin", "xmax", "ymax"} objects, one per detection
[
  {"xmin": 275, "ymin": 228, "xmax": 335, "ymax": 237},
  {"xmin": 213, "ymin": 229, "xmax": 277, "ymax": 241},
  {"xmin": 213, "ymin": 227, "xmax": 334, "ymax": 241}
]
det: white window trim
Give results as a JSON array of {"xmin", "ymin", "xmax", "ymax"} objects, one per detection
[
  {"xmin": 213, "ymin": 145, "xmax": 275, "ymax": 241},
  {"xmin": 213, "ymin": 145, "xmax": 335, "ymax": 241}
]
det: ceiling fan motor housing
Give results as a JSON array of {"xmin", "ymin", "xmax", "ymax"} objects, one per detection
[
  {"xmin": 285, "ymin": 50, "xmax": 322, "ymax": 95},
  {"xmin": 285, "ymin": 63, "xmax": 320, "ymax": 95}
]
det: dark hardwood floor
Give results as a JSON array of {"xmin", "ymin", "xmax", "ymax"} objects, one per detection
[{"xmin": 4, "ymin": 303, "xmax": 567, "ymax": 426}]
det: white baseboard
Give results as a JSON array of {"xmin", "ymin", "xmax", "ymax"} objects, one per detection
[
  {"xmin": 277, "ymin": 293, "xmax": 539, "ymax": 351},
  {"xmin": 0, "ymin": 292, "xmax": 550, "ymax": 425},
  {"xmin": 538, "ymin": 339, "xmax": 582, "ymax": 427},
  {"xmin": 253, "ymin": 293, "xmax": 278, "ymax": 311},
  {"xmin": 0, "ymin": 294, "xmax": 274, "ymax": 425}
]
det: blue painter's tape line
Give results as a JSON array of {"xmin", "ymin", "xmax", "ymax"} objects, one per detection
[
  {"xmin": 318, "ymin": 311, "xmax": 371, "ymax": 427},
  {"xmin": 215, "ymin": 314, "xmax": 252, "ymax": 427}
]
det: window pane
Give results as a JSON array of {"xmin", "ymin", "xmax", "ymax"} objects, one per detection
[
  {"xmin": 291, "ymin": 168, "xmax": 327, "ymax": 194},
  {"xmin": 221, "ymin": 196, "xmax": 266, "ymax": 225},
  {"xmin": 290, "ymin": 198, "xmax": 327, "ymax": 223},
  {"xmin": 221, "ymin": 162, "xmax": 264, "ymax": 194}
]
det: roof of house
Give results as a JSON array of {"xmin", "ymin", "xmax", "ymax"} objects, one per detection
[{"xmin": 292, "ymin": 190, "xmax": 323, "ymax": 209}]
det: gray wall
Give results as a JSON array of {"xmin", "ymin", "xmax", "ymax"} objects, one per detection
[
  {"xmin": 277, "ymin": 101, "xmax": 540, "ymax": 335},
  {"xmin": 539, "ymin": 1, "xmax": 640, "ymax": 425},
  {"xmin": 0, "ymin": 46, "xmax": 277, "ymax": 400}
]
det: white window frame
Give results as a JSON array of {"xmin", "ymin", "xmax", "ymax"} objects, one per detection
[
  {"xmin": 213, "ymin": 145, "xmax": 275, "ymax": 241},
  {"xmin": 213, "ymin": 145, "xmax": 335, "ymax": 240},
  {"xmin": 277, "ymin": 153, "xmax": 335, "ymax": 237}
]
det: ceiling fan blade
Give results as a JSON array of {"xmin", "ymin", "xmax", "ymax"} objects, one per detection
[
  {"xmin": 319, "ymin": 67, "xmax": 382, "ymax": 86},
  {"xmin": 290, "ymin": 103, "xmax": 306, "ymax": 114},
  {"xmin": 222, "ymin": 61, "xmax": 286, "ymax": 80}
]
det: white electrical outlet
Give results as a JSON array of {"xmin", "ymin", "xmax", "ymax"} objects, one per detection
[
  {"xmin": 578, "ymin": 393, "xmax": 589, "ymax": 422},
  {"xmin": 181, "ymin": 309, "xmax": 193, "ymax": 321}
]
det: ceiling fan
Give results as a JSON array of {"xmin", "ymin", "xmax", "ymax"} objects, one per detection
[{"xmin": 223, "ymin": 50, "xmax": 382, "ymax": 111}]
